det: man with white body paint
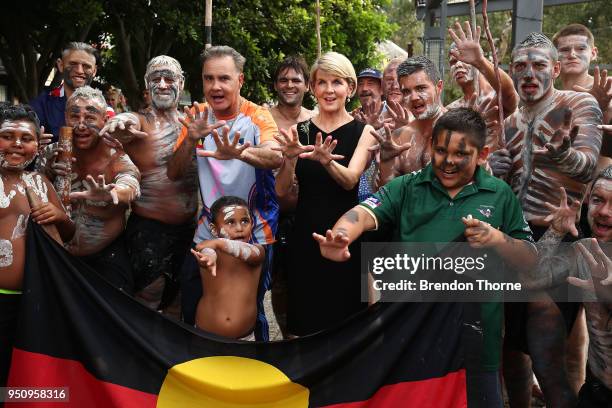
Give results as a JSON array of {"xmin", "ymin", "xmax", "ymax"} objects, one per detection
[
  {"xmin": 487, "ymin": 32, "xmax": 602, "ymax": 408},
  {"xmin": 0, "ymin": 104, "xmax": 74, "ymax": 386},
  {"xmin": 191, "ymin": 196, "xmax": 264, "ymax": 340},
  {"xmin": 45, "ymin": 87, "xmax": 141, "ymax": 293},
  {"xmin": 101, "ymin": 56, "xmax": 198, "ymax": 313}
]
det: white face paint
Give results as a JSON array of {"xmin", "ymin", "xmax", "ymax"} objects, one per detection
[
  {"xmin": 0, "ymin": 120, "xmax": 35, "ymax": 134},
  {"xmin": 223, "ymin": 205, "xmax": 237, "ymax": 222},
  {"xmin": 219, "ymin": 227, "xmax": 230, "ymax": 239},
  {"xmin": 0, "ymin": 239, "xmax": 14, "ymax": 268}
]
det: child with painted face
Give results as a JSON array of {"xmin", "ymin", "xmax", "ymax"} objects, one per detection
[
  {"xmin": 191, "ymin": 196, "xmax": 265, "ymax": 340},
  {"xmin": 315, "ymin": 108, "xmax": 536, "ymax": 407},
  {"xmin": 0, "ymin": 104, "xmax": 74, "ymax": 386}
]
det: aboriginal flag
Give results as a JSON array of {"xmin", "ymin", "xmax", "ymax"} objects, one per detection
[{"xmin": 7, "ymin": 222, "xmax": 470, "ymax": 407}]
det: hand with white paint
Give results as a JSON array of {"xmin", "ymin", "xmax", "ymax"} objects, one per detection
[
  {"xmin": 69, "ymin": 175, "xmax": 120, "ymax": 205},
  {"xmin": 100, "ymin": 113, "xmax": 148, "ymax": 146},
  {"xmin": 573, "ymin": 66, "xmax": 612, "ymax": 112},
  {"xmin": 178, "ymin": 102, "xmax": 227, "ymax": 142},
  {"xmin": 462, "ymin": 215, "xmax": 502, "ymax": 248},
  {"xmin": 196, "ymin": 126, "xmax": 251, "ymax": 161},
  {"xmin": 368, "ymin": 124, "xmax": 411, "ymax": 162},
  {"xmin": 191, "ymin": 247, "xmax": 218, "ymax": 277},
  {"xmin": 448, "ymin": 21, "xmax": 485, "ymax": 69},
  {"xmin": 30, "ymin": 201, "xmax": 70, "ymax": 226},
  {"xmin": 488, "ymin": 148, "xmax": 512, "ymax": 177},
  {"xmin": 543, "ymin": 187, "xmax": 580, "ymax": 237},
  {"xmin": 39, "ymin": 126, "xmax": 53, "ymax": 149},
  {"xmin": 534, "ymin": 110, "xmax": 576, "ymax": 159},
  {"xmin": 386, "ymin": 100, "xmax": 411, "ymax": 130},
  {"xmin": 569, "ymin": 239, "xmax": 612, "ymax": 301},
  {"xmin": 48, "ymin": 147, "xmax": 76, "ymax": 178}
]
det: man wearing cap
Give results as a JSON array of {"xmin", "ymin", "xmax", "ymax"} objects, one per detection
[{"xmin": 352, "ymin": 68, "xmax": 387, "ymax": 130}]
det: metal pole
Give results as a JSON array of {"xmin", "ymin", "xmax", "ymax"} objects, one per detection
[{"xmin": 204, "ymin": 0, "xmax": 212, "ymax": 49}]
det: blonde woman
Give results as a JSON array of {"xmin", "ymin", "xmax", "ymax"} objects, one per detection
[{"xmin": 275, "ymin": 51, "xmax": 377, "ymax": 336}]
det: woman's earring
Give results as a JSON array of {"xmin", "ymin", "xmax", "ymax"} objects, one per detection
[{"xmin": 347, "ymin": 96, "xmax": 351, "ymax": 103}]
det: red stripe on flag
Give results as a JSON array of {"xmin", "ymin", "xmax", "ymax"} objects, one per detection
[
  {"xmin": 7, "ymin": 349, "xmax": 158, "ymax": 407},
  {"xmin": 321, "ymin": 370, "xmax": 467, "ymax": 408}
]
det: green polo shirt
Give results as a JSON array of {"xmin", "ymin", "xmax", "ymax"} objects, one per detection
[{"xmin": 360, "ymin": 164, "xmax": 534, "ymax": 371}]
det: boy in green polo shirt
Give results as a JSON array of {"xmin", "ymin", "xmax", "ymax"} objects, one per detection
[{"xmin": 314, "ymin": 107, "xmax": 536, "ymax": 406}]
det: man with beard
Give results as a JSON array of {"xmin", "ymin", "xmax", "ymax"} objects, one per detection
[
  {"xmin": 30, "ymin": 42, "xmax": 113, "ymax": 142},
  {"xmin": 489, "ymin": 32, "xmax": 602, "ymax": 407},
  {"xmin": 524, "ymin": 168, "xmax": 612, "ymax": 407},
  {"xmin": 269, "ymin": 56, "xmax": 312, "ymax": 133},
  {"xmin": 45, "ymin": 87, "xmax": 140, "ymax": 292},
  {"xmin": 169, "ymin": 45, "xmax": 281, "ymax": 340},
  {"xmin": 101, "ymin": 56, "xmax": 198, "ymax": 314},
  {"xmin": 374, "ymin": 56, "xmax": 445, "ymax": 186},
  {"xmin": 446, "ymin": 21, "xmax": 518, "ymax": 135},
  {"xmin": 352, "ymin": 68, "xmax": 388, "ymax": 130}
]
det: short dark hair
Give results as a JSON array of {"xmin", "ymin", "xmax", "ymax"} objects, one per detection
[
  {"xmin": 512, "ymin": 32, "xmax": 558, "ymax": 61},
  {"xmin": 62, "ymin": 42, "xmax": 98, "ymax": 64},
  {"xmin": 591, "ymin": 165, "xmax": 612, "ymax": 188},
  {"xmin": 552, "ymin": 24, "xmax": 594, "ymax": 48},
  {"xmin": 396, "ymin": 56, "xmax": 440, "ymax": 84},
  {"xmin": 431, "ymin": 108, "xmax": 487, "ymax": 150},
  {"xmin": 0, "ymin": 104, "xmax": 41, "ymax": 138},
  {"xmin": 274, "ymin": 55, "xmax": 309, "ymax": 84},
  {"xmin": 210, "ymin": 196, "xmax": 250, "ymax": 222}
]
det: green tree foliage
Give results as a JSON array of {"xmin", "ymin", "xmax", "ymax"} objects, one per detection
[
  {"xmin": 384, "ymin": 0, "xmax": 423, "ymax": 55},
  {"xmin": 0, "ymin": 0, "xmax": 394, "ymax": 109}
]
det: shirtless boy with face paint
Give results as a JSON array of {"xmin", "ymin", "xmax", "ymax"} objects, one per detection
[
  {"xmin": 488, "ymin": 32, "xmax": 603, "ymax": 408},
  {"xmin": 191, "ymin": 196, "xmax": 264, "ymax": 340},
  {"xmin": 45, "ymin": 87, "xmax": 141, "ymax": 293},
  {"xmin": 0, "ymin": 104, "xmax": 74, "ymax": 385},
  {"xmin": 101, "ymin": 56, "xmax": 198, "ymax": 312}
]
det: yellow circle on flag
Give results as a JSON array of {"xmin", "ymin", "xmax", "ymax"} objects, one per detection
[{"xmin": 157, "ymin": 356, "xmax": 309, "ymax": 407}]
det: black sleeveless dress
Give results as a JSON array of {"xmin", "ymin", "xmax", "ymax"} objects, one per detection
[{"xmin": 287, "ymin": 119, "xmax": 367, "ymax": 336}]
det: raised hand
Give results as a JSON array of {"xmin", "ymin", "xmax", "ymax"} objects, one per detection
[
  {"xmin": 299, "ymin": 132, "xmax": 345, "ymax": 165},
  {"xmin": 569, "ymin": 239, "xmax": 612, "ymax": 290},
  {"xmin": 100, "ymin": 114, "xmax": 148, "ymax": 145},
  {"xmin": 313, "ymin": 229, "xmax": 351, "ymax": 262},
  {"xmin": 543, "ymin": 187, "xmax": 580, "ymax": 237},
  {"xmin": 368, "ymin": 125, "xmax": 411, "ymax": 162},
  {"xmin": 488, "ymin": 148, "xmax": 512, "ymax": 177},
  {"xmin": 387, "ymin": 100, "xmax": 411, "ymax": 129},
  {"xmin": 448, "ymin": 21, "xmax": 484, "ymax": 67},
  {"xmin": 196, "ymin": 126, "xmax": 251, "ymax": 161},
  {"xmin": 362, "ymin": 102, "xmax": 392, "ymax": 130},
  {"xmin": 39, "ymin": 126, "xmax": 53, "ymax": 150},
  {"xmin": 178, "ymin": 102, "xmax": 226, "ymax": 142},
  {"xmin": 272, "ymin": 125, "xmax": 314, "ymax": 159},
  {"xmin": 191, "ymin": 247, "xmax": 218, "ymax": 277},
  {"xmin": 47, "ymin": 147, "xmax": 76, "ymax": 178},
  {"xmin": 69, "ymin": 175, "xmax": 119, "ymax": 205},
  {"xmin": 573, "ymin": 66, "xmax": 612, "ymax": 111},
  {"xmin": 534, "ymin": 110, "xmax": 576, "ymax": 159}
]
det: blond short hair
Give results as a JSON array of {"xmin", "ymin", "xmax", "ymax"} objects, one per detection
[{"xmin": 309, "ymin": 52, "xmax": 357, "ymax": 97}]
